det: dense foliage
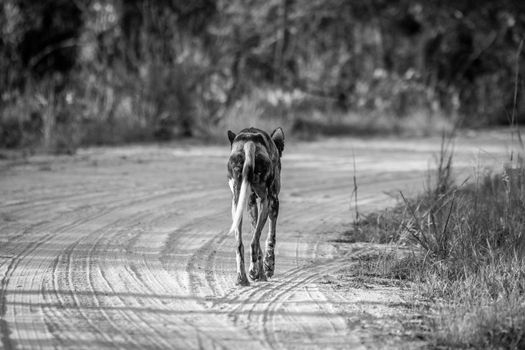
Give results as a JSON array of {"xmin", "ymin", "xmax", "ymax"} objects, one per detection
[{"xmin": 1, "ymin": 0, "xmax": 525, "ymax": 150}]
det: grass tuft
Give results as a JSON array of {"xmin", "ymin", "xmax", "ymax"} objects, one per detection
[{"xmin": 347, "ymin": 133, "xmax": 525, "ymax": 348}]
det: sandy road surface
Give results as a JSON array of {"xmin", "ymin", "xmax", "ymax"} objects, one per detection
[{"xmin": 0, "ymin": 131, "xmax": 512, "ymax": 349}]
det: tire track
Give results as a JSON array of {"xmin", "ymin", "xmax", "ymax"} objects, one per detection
[
  {"xmin": 6, "ymin": 187, "xmax": 184, "ymax": 348},
  {"xmin": 46, "ymin": 210, "xmax": 134, "ymax": 347},
  {"xmin": 155, "ymin": 205, "xmax": 268, "ymax": 349},
  {"xmin": 92, "ymin": 223, "xmax": 177, "ymax": 349},
  {"xmin": 95, "ymin": 207, "xmax": 201, "ymax": 349},
  {"xmin": 48, "ymin": 194, "xmax": 185, "ymax": 348},
  {"xmin": 218, "ymin": 246, "xmax": 377, "ymax": 349},
  {"xmin": 0, "ymin": 233, "xmax": 53, "ymax": 350}
]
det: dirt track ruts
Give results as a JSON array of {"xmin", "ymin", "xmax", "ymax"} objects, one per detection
[{"xmin": 0, "ymin": 132, "xmax": 510, "ymax": 349}]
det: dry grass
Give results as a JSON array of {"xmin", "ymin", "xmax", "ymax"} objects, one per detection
[
  {"xmin": 347, "ymin": 134, "xmax": 525, "ymax": 349},
  {"xmin": 415, "ymin": 156, "xmax": 525, "ymax": 349},
  {"xmin": 211, "ymin": 87, "xmax": 456, "ymax": 143},
  {"xmin": 2, "ymin": 76, "xmax": 457, "ymax": 153}
]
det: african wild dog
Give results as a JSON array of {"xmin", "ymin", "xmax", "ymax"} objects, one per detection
[{"xmin": 227, "ymin": 127, "xmax": 284, "ymax": 286}]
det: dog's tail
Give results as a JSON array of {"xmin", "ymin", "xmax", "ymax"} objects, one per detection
[{"xmin": 229, "ymin": 141, "xmax": 255, "ymax": 235}]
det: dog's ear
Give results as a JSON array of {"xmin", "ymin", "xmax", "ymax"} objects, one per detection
[
  {"xmin": 271, "ymin": 127, "xmax": 284, "ymax": 156},
  {"xmin": 227, "ymin": 130, "xmax": 236, "ymax": 145}
]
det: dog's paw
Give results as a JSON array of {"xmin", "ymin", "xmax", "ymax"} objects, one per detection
[
  {"xmin": 249, "ymin": 267, "xmax": 267, "ymax": 282},
  {"xmin": 263, "ymin": 256, "xmax": 275, "ymax": 279},
  {"xmin": 248, "ymin": 268, "xmax": 258, "ymax": 281},
  {"xmin": 235, "ymin": 273, "xmax": 250, "ymax": 286},
  {"xmin": 264, "ymin": 269, "xmax": 274, "ymax": 279}
]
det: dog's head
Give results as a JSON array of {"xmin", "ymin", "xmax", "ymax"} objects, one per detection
[{"xmin": 227, "ymin": 127, "xmax": 284, "ymax": 157}]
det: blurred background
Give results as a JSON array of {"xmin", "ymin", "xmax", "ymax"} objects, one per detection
[{"xmin": 1, "ymin": 0, "xmax": 524, "ymax": 153}]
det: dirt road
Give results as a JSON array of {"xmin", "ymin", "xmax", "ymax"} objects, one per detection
[{"xmin": 0, "ymin": 131, "xmax": 511, "ymax": 349}]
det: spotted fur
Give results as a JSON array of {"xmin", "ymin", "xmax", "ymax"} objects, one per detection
[{"xmin": 227, "ymin": 127, "xmax": 284, "ymax": 286}]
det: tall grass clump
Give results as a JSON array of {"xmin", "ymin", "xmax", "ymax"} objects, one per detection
[
  {"xmin": 347, "ymin": 130, "xmax": 525, "ymax": 348},
  {"xmin": 398, "ymin": 139, "xmax": 525, "ymax": 349}
]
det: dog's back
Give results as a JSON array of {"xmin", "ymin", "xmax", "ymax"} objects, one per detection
[{"xmin": 227, "ymin": 127, "xmax": 282, "ymax": 188}]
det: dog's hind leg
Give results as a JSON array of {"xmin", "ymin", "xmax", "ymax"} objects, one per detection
[
  {"xmin": 249, "ymin": 194, "xmax": 268, "ymax": 281},
  {"xmin": 247, "ymin": 193, "xmax": 259, "ymax": 280},
  {"xmin": 264, "ymin": 193, "xmax": 279, "ymax": 278},
  {"xmin": 234, "ymin": 227, "xmax": 249, "ymax": 286},
  {"xmin": 234, "ymin": 223, "xmax": 249, "ymax": 286},
  {"xmin": 248, "ymin": 192, "xmax": 258, "ymax": 244}
]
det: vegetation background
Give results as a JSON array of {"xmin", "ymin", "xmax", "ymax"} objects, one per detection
[{"xmin": 1, "ymin": 0, "xmax": 525, "ymax": 152}]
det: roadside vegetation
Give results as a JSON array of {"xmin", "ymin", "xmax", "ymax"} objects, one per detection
[
  {"xmin": 2, "ymin": 1, "xmax": 525, "ymax": 153},
  {"xmin": 346, "ymin": 132, "xmax": 525, "ymax": 349}
]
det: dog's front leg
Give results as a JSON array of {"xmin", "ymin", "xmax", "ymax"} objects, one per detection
[
  {"xmin": 249, "ymin": 196, "xmax": 268, "ymax": 281},
  {"xmin": 264, "ymin": 194, "xmax": 279, "ymax": 278}
]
